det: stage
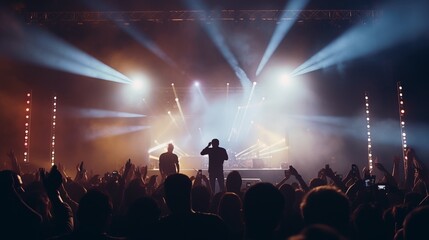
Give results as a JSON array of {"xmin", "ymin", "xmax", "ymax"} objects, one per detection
[{"xmin": 148, "ymin": 168, "xmax": 286, "ymax": 186}]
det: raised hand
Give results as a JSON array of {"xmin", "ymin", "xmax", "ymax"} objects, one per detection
[
  {"xmin": 374, "ymin": 162, "xmax": 388, "ymax": 174},
  {"xmin": 125, "ymin": 159, "xmax": 132, "ymax": 171},
  {"xmin": 77, "ymin": 161, "xmax": 84, "ymax": 173},
  {"xmin": 41, "ymin": 165, "xmax": 63, "ymax": 195},
  {"xmin": 7, "ymin": 149, "xmax": 17, "ymax": 162},
  {"xmin": 141, "ymin": 165, "xmax": 148, "ymax": 180},
  {"xmin": 147, "ymin": 175, "xmax": 158, "ymax": 188},
  {"xmin": 405, "ymin": 147, "xmax": 416, "ymax": 160},
  {"xmin": 134, "ymin": 166, "xmax": 142, "ymax": 179},
  {"xmin": 7, "ymin": 149, "xmax": 21, "ymax": 175},
  {"xmin": 323, "ymin": 165, "xmax": 336, "ymax": 179},
  {"xmin": 362, "ymin": 167, "xmax": 371, "ymax": 179},
  {"xmin": 289, "ymin": 165, "xmax": 299, "ymax": 176},
  {"xmin": 57, "ymin": 163, "xmax": 69, "ymax": 180}
]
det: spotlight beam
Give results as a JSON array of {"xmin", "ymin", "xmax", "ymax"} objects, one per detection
[
  {"xmin": 236, "ymin": 82, "xmax": 257, "ymax": 140},
  {"xmin": 228, "ymin": 106, "xmax": 241, "ymax": 142},
  {"xmin": 174, "ymin": 97, "xmax": 192, "ymax": 137},
  {"xmin": 195, "ymin": 84, "xmax": 209, "ymax": 107},
  {"xmin": 291, "ymin": 0, "xmax": 429, "ymax": 77},
  {"xmin": 186, "ymin": 0, "xmax": 252, "ymax": 89},
  {"xmin": 239, "ymin": 144, "xmax": 266, "ymax": 159},
  {"xmin": 174, "ymin": 145, "xmax": 189, "ymax": 157},
  {"xmin": 256, "ymin": 0, "xmax": 310, "ymax": 76},
  {"xmin": 0, "ymin": 14, "xmax": 131, "ymax": 84},
  {"xmin": 65, "ymin": 108, "xmax": 146, "ymax": 118},
  {"xmin": 259, "ymin": 146, "xmax": 289, "ymax": 156},
  {"xmin": 85, "ymin": 125, "xmax": 149, "ymax": 140},
  {"xmin": 148, "ymin": 141, "xmax": 170, "ymax": 154},
  {"xmin": 235, "ymin": 143, "xmax": 260, "ymax": 158},
  {"xmin": 167, "ymin": 111, "xmax": 179, "ymax": 128},
  {"xmin": 84, "ymin": 0, "xmax": 178, "ymax": 70},
  {"xmin": 260, "ymin": 139, "xmax": 286, "ymax": 153}
]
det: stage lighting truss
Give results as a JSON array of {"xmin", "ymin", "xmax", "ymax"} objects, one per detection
[
  {"xmin": 24, "ymin": 92, "xmax": 32, "ymax": 163},
  {"xmin": 397, "ymin": 82, "xmax": 409, "ymax": 172},
  {"xmin": 24, "ymin": 10, "xmax": 381, "ymax": 24},
  {"xmin": 50, "ymin": 95, "xmax": 58, "ymax": 166},
  {"xmin": 364, "ymin": 92, "xmax": 373, "ymax": 172}
]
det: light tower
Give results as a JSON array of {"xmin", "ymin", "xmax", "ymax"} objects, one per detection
[
  {"xmin": 397, "ymin": 82, "xmax": 412, "ymax": 189},
  {"xmin": 50, "ymin": 95, "xmax": 58, "ymax": 166},
  {"xmin": 364, "ymin": 92, "xmax": 373, "ymax": 172},
  {"xmin": 24, "ymin": 92, "xmax": 32, "ymax": 163}
]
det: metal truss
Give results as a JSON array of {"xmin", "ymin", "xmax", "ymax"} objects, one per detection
[{"xmin": 24, "ymin": 9, "xmax": 381, "ymax": 24}]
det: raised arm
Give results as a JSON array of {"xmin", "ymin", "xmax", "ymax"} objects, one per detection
[
  {"xmin": 289, "ymin": 165, "xmax": 309, "ymax": 192},
  {"xmin": 7, "ymin": 149, "xmax": 22, "ymax": 176},
  {"xmin": 200, "ymin": 142, "xmax": 211, "ymax": 155},
  {"xmin": 392, "ymin": 156, "xmax": 401, "ymax": 185},
  {"xmin": 275, "ymin": 169, "xmax": 291, "ymax": 188},
  {"xmin": 374, "ymin": 162, "xmax": 398, "ymax": 189},
  {"xmin": 323, "ymin": 165, "xmax": 347, "ymax": 192},
  {"xmin": 40, "ymin": 166, "xmax": 74, "ymax": 235}
]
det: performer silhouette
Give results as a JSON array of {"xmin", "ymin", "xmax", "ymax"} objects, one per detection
[{"xmin": 200, "ymin": 139, "xmax": 228, "ymax": 192}]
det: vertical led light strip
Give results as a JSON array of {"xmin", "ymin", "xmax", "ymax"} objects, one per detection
[
  {"xmin": 50, "ymin": 95, "xmax": 57, "ymax": 166},
  {"xmin": 397, "ymin": 82, "xmax": 407, "ymax": 155},
  {"xmin": 397, "ymin": 82, "xmax": 409, "ymax": 182},
  {"xmin": 24, "ymin": 92, "xmax": 32, "ymax": 163},
  {"xmin": 365, "ymin": 92, "xmax": 373, "ymax": 172}
]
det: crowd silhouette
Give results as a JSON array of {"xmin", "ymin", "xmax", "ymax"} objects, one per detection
[{"xmin": 1, "ymin": 147, "xmax": 429, "ymax": 240}]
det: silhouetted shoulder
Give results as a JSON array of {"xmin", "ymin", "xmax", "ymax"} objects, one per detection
[
  {"xmin": 50, "ymin": 232, "xmax": 124, "ymax": 240},
  {"xmin": 158, "ymin": 212, "xmax": 228, "ymax": 240}
]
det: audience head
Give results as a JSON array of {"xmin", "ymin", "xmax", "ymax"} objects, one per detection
[
  {"xmin": 290, "ymin": 224, "xmax": 346, "ymax": 240},
  {"xmin": 279, "ymin": 183, "xmax": 296, "ymax": 210},
  {"xmin": 164, "ymin": 173, "xmax": 192, "ymax": 213},
  {"xmin": 226, "ymin": 170, "xmax": 242, "ymax": 194},
  {"xmin": 0, "ymin": 170, "xmax": 15, "ymax": 192},
  {"xmin": 77, "ymin": 189, "xmax": 113, "ymax": 233},
  {"xmin": 191, "ymin": 185, "xmax": 211, "ymax": 213},
  {"xmin": 403, "ymin": 206, "xmax": 429, "ymax": 240},
  {"xmin": 0, "ymin": 170, "xmax": 24, "ymax": 195},
  {"xmin": 218, "ymin": 192, "xmax": 242, "ymax": 221},
  {"xmin": 352, "ymin": 203, "xmax": 387, "ymax": 240},
  {"xmin": 243, "ymin": 182, "xmax": 284, "ymax": 238},
  {"xmin": 126, "ymin": 196, "xmax": 160, "ymax": 238},
  {"xmin": 403, "ymin": 192, "xmax": 424, "ymax": 209},
  {"xmin": 301, "ymin": 185, "xmax": 350, "ymax": 235},
  {"xmin": 309, "ymin": 178, "xmax": 327, "ymax": 189}
]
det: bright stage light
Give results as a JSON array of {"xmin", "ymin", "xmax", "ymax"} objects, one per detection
[
  {"xmin": 132, "ymin": 79, "xmax": 143, "ymax": 90},
  {"xmin": 128, "ymin": 72, "xmax": 151, "ymax": 92},
  {"xmin": 194, "ymin": 81, "xmax": 200, "ymax": 87}
]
